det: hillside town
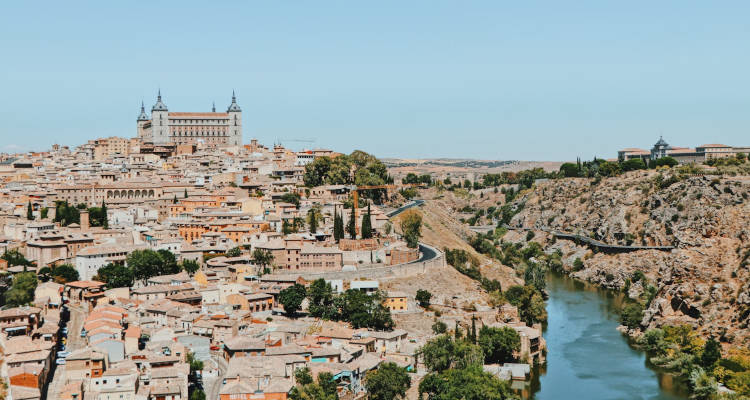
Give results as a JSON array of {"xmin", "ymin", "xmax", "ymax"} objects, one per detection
[{"xmin": 0, "ymin": 92, "xmax": 545, "ymax": 400}]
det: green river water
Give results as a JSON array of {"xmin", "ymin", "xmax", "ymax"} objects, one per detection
[{"xmin": 523, "ymin": 273, "xmax": 690, "ymax": 400}]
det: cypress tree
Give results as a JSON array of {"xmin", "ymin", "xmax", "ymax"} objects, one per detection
[
  {"xmin": 361, "ymin": 203, "xmax": 372, "ymax": 239},
  {"xmin": 470, "ymin": 316, "xmax": 477, "ymax": 344},
  {"xmin": 454, "ymin": 321, "xmax": 462, "ymax": 340},
  {"xmin": 101, "ymin": 200, "xmax": 108, "ymax": 229},
  {"xmin": 308, "ymin": 208, "xmax": 318, "ymax": 233},
  {"xmin": 27, "ymin": 201, "xmax": 33, "ymax": 220},
  {"xmin": 184, "ymin": 188, "xmax": 188, "ymax": 198},
  {"xmin": 346, "ymin": 202, "xmax": 356, "ymax": 239},
  {"xmin": 333, "ymin": 210, "xmax": 341, "ymax": 242}
]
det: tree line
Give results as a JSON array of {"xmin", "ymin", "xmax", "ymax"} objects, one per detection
[
  {"xmin": 279, "ymin": 278, "xmax": 394, "ymax": 331},
  {"xmin": 302, "ymin": 150, "xmax": 393, "ymax": 204}
]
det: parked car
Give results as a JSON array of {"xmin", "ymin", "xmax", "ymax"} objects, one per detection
[
  {"xmin": 56, "ymin": 359, "xmax": 66, "ymax": 365},
  {"xmin": 57, "ymin": 351, "xmax": 71, "ymax": 358},
  {"xmin": 80, "ymin": 329, "xmax": 87, "ymax": 337},
  {"xmin": 210, "ymin": 345, "xmax": 220, "ymax": 351},
  {"xmin": 62, "ymin": 327, "xmax": 68, "ymax": 334}
]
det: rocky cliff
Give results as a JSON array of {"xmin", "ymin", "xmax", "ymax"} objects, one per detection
[{"xmin": 509, "ymin": 170, "xmax": 750, "ymax": 345}]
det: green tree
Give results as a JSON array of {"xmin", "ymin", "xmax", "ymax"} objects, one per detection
[
  {"xmin": 187, "ymin": 351, "xmax": 204, "ymax": 373},
  {"xmin": 127, "ymin": 249, "xmax": 164, "ymax": 283},
  {"xmin": 157, "ymin": 249, "xmax": 180, "ymax": 275},
  {"xmin": 418, "ymin": 365, "xmax": 514, "ymax": 400},
  {"xmin": 101, "ymin": 201, "xmax": 108, "ymax": 229},
  {"xmin": 622, "ymin": 158, "xmax": 647, "ymax": 171},
  {"xmin": 49, "ymin": 264, "xmax": 79, "ymax": 283},
  {"xmin": 307, "ymin": 208, "xmax": 319, "ymax": 234},
  {"xmin": 656, "ymin": 156, "xmax": 678, "ymax": 167},
  {"xmin": 365, "ymin": 362, "xmax": 411, "ymax": 400},
  {"xmin": 421, "ymin": 335, "xmax": 483, "ymax": 372},
  {"xmin": 279, "ymin": 283, "xmax": 307, "ymax": 316},
  {"xmin": 53, "ymin": 201, "xmax": 80, "ymax": 227},
  {"xmin": 415, "ymin": 289, "xmax": 432, "ymax": 308},
  {"xmin": 361, "ymin": 203, "xmax": 373, "ymax": 239},
  {"xmin": 289, "ymin": 368, "xmax": 338, "ymax": 400},
  {"xmin": 340, "ymin": 289, "xmax": 393, "ymax": 330},
  {"xmin": 689, "ymin": 367, "xmax": 718, "ymax": 400},
  {"xmin": 469, "ymin": 317, "xmax": 477, "ymax": 344},
  {"xmin": 27, "ymin": 201, "xmax": 33, "ymax": 220},
  {"xmin": 184, "ymin": 188, "xmax": 188, "ymax": 198},
  {"xmin": 621, "ymin": 303, "xmax": 644, "ymax": 329},
  {"xmin": 94, "ymin": 263, "xmax": 134, "ymax": 288},
  {"xmin": 4, "ymin": 272, "xmax": 38, "ymax": 307},
  {"xmin": 181, "ymin": 259, "xmax": 200, "ymax": 275},
  {"xmin": 40, "ymin": 207, "xmax": 48, "ymax": 219},
  {"xmin": 504, "ymin": 285, "xmax": 547, "ymax": 325},
  {"xmin": 523, "ymin": 262, "xmax": 546, "ymax": 293},
  {"xmin": 559, "ymin": 162, "xmax": 580, "ymax": 177},
  {"xmin": 280, "ymin": 192, "xmax": 301, "ymax": 207},
  {"xmin": 700, "ymin": 338, "xmax": 721, "ymax": 370},
  {"xmin": 252, "ymin": 248, "xmax": 274, "ymax": 275},
  {"xmin": 333, "ymin": 210, "xmax": 344, "ymax": 242},
  {"xmin": 400, "ymin": 210, "xmax": 422, "ymax": 248},
  {"xmin": 640, "ymin": 328, "xmax": 668, "ymax": 356},
  {"xmin": 226, "ymin": 247, "xmax": 242, "ymax": 257},
  {"xmin": 432, "ymin": 320, "xmax": 447, "ymax": 335},
  {"xmin": 478, "ymin": 326, "xmax": 520, "ymax": 364},
  {"xmin": 346, "ymin": 202, "xmax": 357, "ymax": 239},
  {"xmin": 1, "ymin": 250, "xmax": 32, "ymax": 267},
  {"xmin": 189, "ymin": 390, "xmax": 206, "ymax": 400},
  {"xmin": 307, "ymin": 279, "xmax": 337, "ymax": 319}
]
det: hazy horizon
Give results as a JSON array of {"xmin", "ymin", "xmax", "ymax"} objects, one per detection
[{"xmin": 2, "ymin": 2, "xmax": 750, "ymax": 161}]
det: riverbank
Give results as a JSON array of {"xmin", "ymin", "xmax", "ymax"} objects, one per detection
[{"xmin": 528, "ymin": 272, "xmax": 690, "ymax": 399}]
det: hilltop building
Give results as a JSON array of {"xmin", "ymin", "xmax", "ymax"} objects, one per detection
[
  {"xmin": 618, "ymin": 136, "xmax": 750, "ymax": 164},
  {"xmin": 137, "ymin": 90, "xmax": 242, "ymax": 147}
]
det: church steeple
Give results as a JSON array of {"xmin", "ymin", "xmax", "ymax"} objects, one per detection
[
  {"xmin": 137, "ymin": 101, "xmax": 149, "ymax": 121},
  {"xmin": 212, "ymin": 102, "xmax": 216, "ymax": 113}
]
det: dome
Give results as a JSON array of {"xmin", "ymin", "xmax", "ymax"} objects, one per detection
[{"xmin": 654, "ymin": 136, "xmax": 668, "ymax": 147}]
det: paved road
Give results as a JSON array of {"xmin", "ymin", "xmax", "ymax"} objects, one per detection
[
  {"xmin": 205, "ymin": 355, "xmax": 228, "ymax": 400},
  {"xmin": 45, "ymin": 305, "xmax": 86, "ymax": 400},
  {"xmin": 386, "ymin": 199, "xmax": 424, "ymax": 218},
  {"xmin": 416, "ymin": 244, "xmax": 437, "ymax": 263}
]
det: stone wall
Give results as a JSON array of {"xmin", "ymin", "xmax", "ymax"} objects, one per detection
[{"xmin": 290, "ymin": 244, "xmax": 445, "ymax": 281}]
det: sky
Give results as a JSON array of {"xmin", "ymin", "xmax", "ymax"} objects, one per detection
[{"xmin": 1, "ymin": 1, "xmax": 749, "ymax": 161}]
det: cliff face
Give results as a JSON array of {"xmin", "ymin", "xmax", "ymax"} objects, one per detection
[{"xmin": 510, "ymin": 170, "xmax": 750, "ymax": 344}]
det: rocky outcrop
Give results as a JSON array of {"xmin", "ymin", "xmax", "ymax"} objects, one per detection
[{"xmin": 511, "ymin": 170, "xmax": 750, "ymax": 345}]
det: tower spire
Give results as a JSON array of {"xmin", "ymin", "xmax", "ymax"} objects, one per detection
[
  {"xmin": 227, "ymin": 90, "xmax": 241, "ymax": 112},
  {"xmin": 212, "ymin": 102, "xmax": 216, "ymax": 113},
  {"xmin": 137, "ymin": 100, "xmax": 149, "ymax": 121}
]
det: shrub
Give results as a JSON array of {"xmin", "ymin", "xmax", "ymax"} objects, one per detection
[{"xmin": 621, "ymin": 303, "xmax": 644, "ymax": 329}]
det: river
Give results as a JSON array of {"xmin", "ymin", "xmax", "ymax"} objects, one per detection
[{"xmin": 525, "ymin": 273, "xmax": 690, "ymax": 400}]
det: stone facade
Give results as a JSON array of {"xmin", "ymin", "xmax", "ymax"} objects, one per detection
[{"xmin": 137, "ymin": 91, "xmax": 242, "ymax": 147}]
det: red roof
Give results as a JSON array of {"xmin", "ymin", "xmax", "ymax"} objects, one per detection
[{"xmin": 66, "ymin": 280, "xmax": 106, "ymax": 289}]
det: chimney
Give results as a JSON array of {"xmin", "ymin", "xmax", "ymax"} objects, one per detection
[{"xmin": 80, "ymin": 210, "xmax": 90, "ymax": 231}]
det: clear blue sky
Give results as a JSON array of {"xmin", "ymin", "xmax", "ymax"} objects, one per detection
[{"xmin": 2, "ymin": 1, "xmax": 749, "ymax": 161}]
